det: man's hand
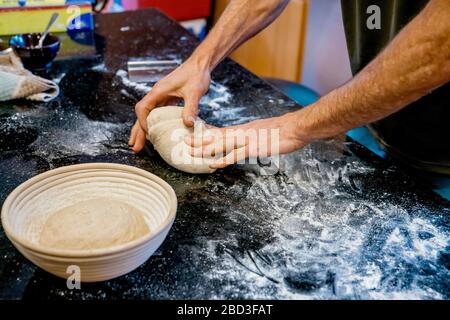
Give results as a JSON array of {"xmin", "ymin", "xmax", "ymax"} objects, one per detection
[
  {"xmin": 128, "ymin": 58, "xmax": 211, "ymax": 153},
  {"xmin": 186, "ymin": 112, "xmax": 309, "ymax": 168},
  {"xmin": 129, "ymin": 0, "xmax": 290, "ymax": 153}
]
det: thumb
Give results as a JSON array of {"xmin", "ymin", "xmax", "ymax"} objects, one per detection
[
  {"xmin": 182, "ymin": 94, "xmax": 201, "ymax": 127},
  {"xmin": 135, "ymin": 86, "xmax": 166, "ymax": 132}
]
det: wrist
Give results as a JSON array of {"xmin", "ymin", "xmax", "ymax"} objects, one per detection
[
  {"xmin": 290, "ymin": 108, "xmax": 317, "ymax": 144},
  {"xmin": 292, "ymin": 90, "xmax": 347, "ymax": 142},
  {"xmin": 189, "ymin": 47, "xmax": 216, "ymax": 73}
]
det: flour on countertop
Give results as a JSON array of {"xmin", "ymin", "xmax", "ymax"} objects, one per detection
[
  {"xmin": 197, "ymin": 149, "xmax": 450, "ymax": 299},
  {"xmin": 116, "ymin": 69, "xmax": 153, "ymax": 95},
  {"xmin": 52, "ymin": 72, "xmax": 66, "ymax": 84},
  {"xmin": 114, "ymin": 68, "xmax": 254, "ymax": 125},
  {"xmin": 92, "ymin": 63, "xmax": 108, "ymax": 72}
]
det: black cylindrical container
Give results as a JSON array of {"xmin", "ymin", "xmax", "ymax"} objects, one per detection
[{"xmin": 341, "ymin": 0, "xmax": 450, "ymax": 174}]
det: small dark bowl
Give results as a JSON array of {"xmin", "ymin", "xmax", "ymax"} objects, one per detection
[{"xmin": 9, "ymin": 33, "xmax": 60, "ymax": 70}]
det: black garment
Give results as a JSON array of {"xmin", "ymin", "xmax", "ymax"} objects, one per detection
[{"xmin": 341, "ymin": 0, "xmax": 450, "ymax": 174}]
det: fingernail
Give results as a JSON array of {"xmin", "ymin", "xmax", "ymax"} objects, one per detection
[
  {"xmin": 210, "ymin": 162, "xmax": 219, "ymax": 169},
  {"xmin": 184, "ymin": 115, "xmax": 196, "ymax": 126}
]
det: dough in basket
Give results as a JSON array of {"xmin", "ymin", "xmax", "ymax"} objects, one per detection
[{"xmin": 39, "ymin": 198, "xmax": 149, "ymax": 250}]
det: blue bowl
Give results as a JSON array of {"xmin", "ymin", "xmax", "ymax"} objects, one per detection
[{"xmin": 9, "ymin": 33, "xmax": 60, "ymax": 70}]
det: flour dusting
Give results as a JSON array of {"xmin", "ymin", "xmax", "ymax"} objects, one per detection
[
  {"xmin": 116, "ymin": 69, "xmax": 153, "ymax": 95},
  {"xmin": 114, "ymin": 68, "xmax": 253, "ymax": 125}
]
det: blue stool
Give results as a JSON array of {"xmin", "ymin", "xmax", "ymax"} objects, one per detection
[{"xmin": 263, "ymin": 78, "xmax": 320, "ymax": 107}]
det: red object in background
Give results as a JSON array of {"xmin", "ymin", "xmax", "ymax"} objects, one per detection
[{"xmin": 137, "ymin": 0, "xmax": 211, "ymax": 21}]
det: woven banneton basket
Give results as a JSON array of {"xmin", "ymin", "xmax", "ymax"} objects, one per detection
[{"xmin": 1, "ymin": 163, "xmax": 177, "ymax": 282}]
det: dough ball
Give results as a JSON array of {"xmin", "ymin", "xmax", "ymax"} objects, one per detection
[
  {"xmin": 146, "ymin": 106, "xmax": 217, "ymax": 174},
  {"xmin": 39, "ymin": 198, "xmax": 150, "ymax": 250}
]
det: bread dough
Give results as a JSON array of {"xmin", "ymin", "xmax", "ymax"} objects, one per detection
[
  {"xmin": 146, "ymin": 106, "xmax": 216, "ymax": 174},
  {"xmin": 39, "ymin": 198, "xmax": 150, "ymax": 250}
]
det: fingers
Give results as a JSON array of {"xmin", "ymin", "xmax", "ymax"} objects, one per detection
[
  {"xmin": 132, "ymin": 126, "xmax": 147, "ymax": 153},
  {"xmin": 210, "ymin": 146, "xmax": 249, "ymax": 169},
  {"xmin": 188, "ymin": 126, "xmax": 252, "ymax": 154},
  {"xmin": 134, "ymin": 101, "xmax": 152, "ymax": 133},
  {"xmin": 182, "ymin": 94, "xmax": 201, "ymax": 127},
  {"xmin": 186, "ymin": 134, "xmax": 213, "ymax": 147},
  {"xmin": 190, "ymin": 141, "xmax": 218, "ymax": 158},
  {"xmin": 129, "ymin": 123, "xmax": 147, "ymax": 153},
  {"xmin": 128, "ymin": 121, "xmax": 140, "ymax": 146},
  {"xmin": 185, "ymin": 128, "xmax": 216, "ymax": 147},
  {"xmin": 190, "ymin": 134, "xmax": 240, "ymax": 158}
]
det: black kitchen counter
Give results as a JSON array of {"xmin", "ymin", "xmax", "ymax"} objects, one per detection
[{"xmin": 0, "ymin": 9, "xmax": 449, "ymax": 300}]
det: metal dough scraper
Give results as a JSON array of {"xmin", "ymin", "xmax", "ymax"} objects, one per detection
[{"xmin": 127, "ymin": 59, "xmax": 180, "ymax": 83}]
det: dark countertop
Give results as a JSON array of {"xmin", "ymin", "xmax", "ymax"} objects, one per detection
[{"xmin": 0, "ymin": 9, "xmax": 449, "ymax": 300}]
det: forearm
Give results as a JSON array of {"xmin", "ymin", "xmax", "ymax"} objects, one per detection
[
  {"xmin": 189, "ymin": 0, "xmax": 289, "ymax": 71},
  {"xmin": 295, "ymin": 0, "xmax": 450, "ymax": 141}
]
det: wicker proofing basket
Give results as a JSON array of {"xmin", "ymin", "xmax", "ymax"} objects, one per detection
[{"xmin": 1, "ymin": 163, "xmax": 177, "ymax": 282}]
